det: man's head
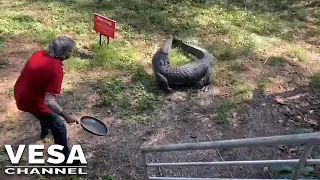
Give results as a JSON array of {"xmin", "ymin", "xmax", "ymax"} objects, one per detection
[{"xmin": 46, "ymin": 36, "xmax": 76, "ymax": 60}]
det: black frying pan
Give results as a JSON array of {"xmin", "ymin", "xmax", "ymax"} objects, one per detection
[{"xmin": 76, "ymin": 116, "xmax": 108, "ymax": 136}]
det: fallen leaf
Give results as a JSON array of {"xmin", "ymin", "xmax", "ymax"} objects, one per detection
[
  {"xmin": 232, "ymin": 112, "xmax": 237, "ymax": 118},
  {"xmin": 190, "ymin": 135, "xmax": 197, "ymax": 138},
  {"xmin": 275, "ymin": 96, "xmax": 286, "ymax": 105},
  {"xmin": 263, "ymin": 167, "xmax": 269, "ymax": 172},
  {"xmin": 304, "ymin": 119, "xmax": 318, "ymax": 125},
  {"xmin": 278, "ymin": 145, "xmax": 286, "ymax": 151},
  {"xmin": 289, "ymin": 147, "xmax": 297, "ymax": 154}
]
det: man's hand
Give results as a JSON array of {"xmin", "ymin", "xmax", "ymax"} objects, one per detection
[
  {"xmin": 65, "ymin": 114, "xmax": 78, "ymax": 124},
  {"xmin": 59, "ymin": 111, "xmax": 79, "ymax": 124}
]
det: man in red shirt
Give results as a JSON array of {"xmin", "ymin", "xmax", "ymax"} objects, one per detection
[{"xmin": 14, "ymin": 36, "xmax": 78, "ymax": 164}]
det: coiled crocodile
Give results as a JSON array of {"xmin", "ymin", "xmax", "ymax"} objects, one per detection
[{"xmin": 152, "ymin": 36, "xmax": 214, "ymax": 92}]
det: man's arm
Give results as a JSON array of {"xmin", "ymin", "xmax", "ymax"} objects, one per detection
[
  {"xmin": 44, "ymin": 93, "xmax": 78, "ymax": 123},
  {"xmin": 44, "ymin": 93, "xmax": 62, "ymax": 114},
  {"xmin": 45, "ymin": 67, "xmax": 77, "ymax": 123}
]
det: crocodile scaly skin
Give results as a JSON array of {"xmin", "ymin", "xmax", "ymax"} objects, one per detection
[{"xmin": 152, "ymin": 36, "xmax": 214, "ymax": 92}]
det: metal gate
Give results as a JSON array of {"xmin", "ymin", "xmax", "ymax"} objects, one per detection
[{"xmin": 141, "ymin": 132, "xmax": 320, "ymax": 180}]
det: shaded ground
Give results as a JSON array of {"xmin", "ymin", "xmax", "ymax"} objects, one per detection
[{"xmin": 0, "ymin": 0, "xmax": 320, "ymax": 179}]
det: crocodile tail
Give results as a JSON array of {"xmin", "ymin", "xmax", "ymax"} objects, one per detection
[
  {"xmin": 159, "ymin": 35, "xmax": 173, "ymax": 54},
  {"xmin": 172, "ymin": 37, "xmax": 206, "ymax": 59}
]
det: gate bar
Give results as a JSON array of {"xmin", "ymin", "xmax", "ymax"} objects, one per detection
[
  {"xmin": 148, "ymin": 178, "xmax": 317, "ymax": 180},
  {"xmin": 291, "ymin": 144, "xmax": 315, "ymax": 180},
  {"xmin": 141, "ymin": 133, "xmax": 320, "ymax": 153},
  {"xmin": 147, "ymin": 159, "xmax": 320, "ymax": 167}
]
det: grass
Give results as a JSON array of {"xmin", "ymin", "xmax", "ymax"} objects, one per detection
[
  {"xmin": 63, "ymin": 37, "xmax": 161, "ymax": 124},
  {"xmin": 64, "ymin": 57, "xmax": 91, "ymax": 71},
  {"xmin": 233, "ymin": 84, "xmax": 254, "ymax": 102},
  {"xmin": 5, "ymin": 116, "xmax": 15, "ymax": 123},
  {"xmin": 0, "ymin": 60, "xmax": 8, "ymax": 69},
  {"xmin": 43, "ymin": 135, "xmax": 54, "ymax": 144},
  {"xmin": 65, "ymin": 41, "xmax": 147, "ymax": 72},
  {"xmin": 6, "ymin": 88, "xmax": 14, "ymax": 98},
  {"xmin": 270, "ymin": 164, "xmax": 319, "ymax": 179},
  {"xmin": 102, "ymin": 173, "xmax": 115, "ymax": 180},
  {"xmin": 258, "ymin": 76, "xmax": 272, "ymax": 90},
  {"xmin": 95, "ymin": 76, "xmax": 161, "ymax": 123},
  {"xmin": 89, "ymin": 42, "xmax": 143, "ymax": 71},
  {"xmin": 0, "ymin": 0, "xmax": 317, "ymax": 122},
  {"xmin": 0, "ymin": 146, "xmax": 10, "ymax": 169},
  {"xmin": 228, "ymin": 61, "xmax": 248, "ymax": 73},
  {"xmin": 207, "ymin": 38, "xmax": 254, "ymax": 62},
  {"xmin": 215, "ymin": 99, "xmax": 236, "ymax": 124},
  {"xmin": 0, "ymin": 11, "xmax": 61, "ymax": 45},
  {"xmin": 290, "ymin": 46, "xmax": 309, "ymax": 62},
  {"xmin": 295, "ymin": 9, "xmax": 309, "ymax": 22},
  {"xmin": 267, "ymin": 56, "xmax": 285, "ymax": 66},
  {"xmin": 309, "ymin": 72, "xmax": 320, "ymax": 93},
  {"xmin": 169, "ymin": 48, "xmax": 193, "ymax": 66},
  {"xmin": 0, "ymin": 36, "xmax": 5, "ymax": 52}
]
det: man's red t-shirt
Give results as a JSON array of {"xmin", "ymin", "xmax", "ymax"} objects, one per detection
[{"xmin": 14, "ymin": 50, "xmax": 64, "ymax": 115}]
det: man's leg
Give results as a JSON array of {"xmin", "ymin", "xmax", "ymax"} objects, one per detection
[
  {"xmin": 38, "ymin": 119, "xmax": 49, "ymax": 139},
  {"xmin": 34, "ymin": 112, "xmax": 70, "ymax": 162}
]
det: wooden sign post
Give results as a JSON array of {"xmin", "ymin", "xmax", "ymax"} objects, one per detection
[{"xmin": 93, "ymin": 13, "xmax": 116, "ymax": 46}]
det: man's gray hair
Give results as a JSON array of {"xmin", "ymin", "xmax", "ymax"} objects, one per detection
[{"xmin": 46, "ymin": 36, "xmax": 76, "ymax": 58}]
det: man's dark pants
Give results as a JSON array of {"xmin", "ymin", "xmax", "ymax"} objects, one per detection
[{"xmin": 32, "ymin": 111, "xmax": 70, "ymax": 162}]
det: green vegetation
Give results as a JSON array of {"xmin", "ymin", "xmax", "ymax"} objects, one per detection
[
  {"xmin": 212, "ymin": 62, "xmax": 239, "ymax": 86},
  {"xmin": 6, "ymin": 88, "xmax": 14, "ymax": 98},
  {"xmin": 0, "ymin": 146, "xmax": 10, "ymax": 169},
  {"xmin": 96, "ymin": 76, "xmax": 161, "ymax": 123},
  {"xmin": 270, "ymin": 165, "xmax": 319, "ymax": 179},
  {"xmin": 0, "ymin": 36, "xmax": 5, "ymax": 52},
  {"xmin": 66, "ymin": 176, "xmax": 86, "ymax": 180},
  {"xmin": 294, "ymin": 127, "xmax": 314, "ymax": 134},
  {"xmin": 0, "ymin": 0, "xmax": 318, "ymax": 123},
  {"xmin": 309, "ymin": 72, "xmax": 320, "ymax": 93},
  {"xmin": 90, "ymin": 42, "xmax": 144, "ymax": 71},
  {"xmin": 258, "ymin": 76, "xmax": 272, "ymax": 90},
  {"xmin": 295, "ymin": 9, "xmax": 308, "ymax": 21},
  {"xmin": 233, "ymin": 84, "xmax": 253, "ymax": 102},
  {"xmin": 207, "ymin": 39, "xmax": 254, "ymax": 62},
  {"xmin": 270, "ymin": 127, "xmax": 319, "ymax": 178},
  {"xmin": 290, "ymin": 46, "xmax": 309, "ymax": 62},
  {"xmin": 215, "ymin": 99, "xmax": 236, "ymax": 123},
  {"xmin": 102, "ymin": 174, "xmax": 115, "ymax": 180},
  {"xmin": 5, "ymin": 115, "xmax": 15, "ymax": 123},
  {"xmin": 0, "ymin": 60, "xmax": 8, "ymax": 69},
  {"xmin": 64, "ymin": 57, "xmax": 91, "ymax": 71},
  {"xmin": 267, "ymin": 56, "xmax": 285, "ymax": 66},
  {"xmin": 169, "ymin": 48, "xmax": 193, "ymax": 66},
  {"xmin": 228, "ymin": 61, "xmax": 248, "ymax": 73}
]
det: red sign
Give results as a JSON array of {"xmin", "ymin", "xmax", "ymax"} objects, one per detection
[{"xmin": 94, "ymin": 13, "xmax": 116, "ymax": 38}]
